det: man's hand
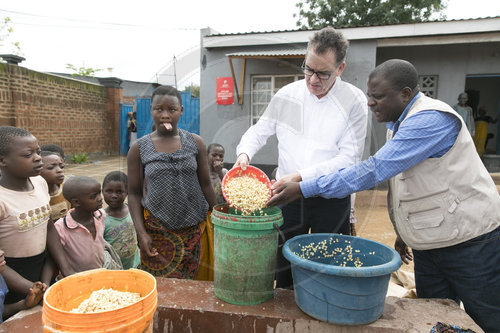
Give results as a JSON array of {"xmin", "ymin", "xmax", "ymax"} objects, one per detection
[
  {"xmin": 394, "ymin": 236, "xmax": 413, "ymax": 264},
  {"xmin": 271, "ymin": 172, "xmax": 302, "ymax": 190},
  {"xmin": 233, "ymin": 153, "xmax": 249, "ymax": 170},
  {"xmin": 267, "ymin": 182, "xmax": 302, "ymax": 207}
]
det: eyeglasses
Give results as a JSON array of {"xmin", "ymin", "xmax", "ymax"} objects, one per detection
[{"xmin": 301, "ymin": 64, "xmax": 332, "ymax": 80}]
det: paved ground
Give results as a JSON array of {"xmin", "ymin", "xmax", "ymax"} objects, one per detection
[{"xmin": 65, "ymin": 154, "xmax": 128, "ymax": 186}]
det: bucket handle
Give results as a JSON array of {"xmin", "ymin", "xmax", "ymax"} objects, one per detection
[{"xmin": 273, "ymin": 222, "xmax": 286, "ymax": 245}]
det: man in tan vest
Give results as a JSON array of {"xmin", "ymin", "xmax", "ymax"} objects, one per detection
[{"xmin": 268, "ymin": 59, "xmax": 500, "ymax": 332}]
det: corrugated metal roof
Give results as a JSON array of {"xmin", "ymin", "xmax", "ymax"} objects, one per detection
[
  {"xmin": 226, "ymin": 49, "xmax": 307, "ymax": 57},
  {"xmin": 208, "ymin": 16, "xmax": 500, "ymax": 37},
  {"xmin": 204, "ymin": 17, "xmax": 500, "ymax": 49}
]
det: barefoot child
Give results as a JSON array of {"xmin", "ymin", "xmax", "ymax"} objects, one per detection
[
  {"xmin": 0, "ymin": 249, "xmax": 45, "ymax": 322},
  {"xmin": 128, "ymin": 85, "xmax": 217, "ymax": 280},
  {"xmin": 54, "ymin": 176, "xmax": 107, "ymax": 273},
  {"xmin": 0, "ymin": 126, "xmax": 73, "ymax": 304},
  {"xmin": 207, "ymin": 143, "xmax": 228, "ymax": 205},
  {"xmin": 40, "ymin": 151, "xmax": 71, "ymax": 221},
  {"xmin": 102, "ymin": 171, "xmax": 140, "ymax": 269}
]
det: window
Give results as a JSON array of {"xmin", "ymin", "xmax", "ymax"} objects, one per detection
[
  {"xmin": 419, "ymin": 75, "xmax": 438, "ymax": 98},
  {"xmin": 251, "ymin": 74, "xmax": 303, "ymax": 125}
]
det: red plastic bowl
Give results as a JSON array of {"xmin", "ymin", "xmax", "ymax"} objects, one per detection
[{"xmin": 221, "ymin": 165, "xmax": 272, "ymax": 209}]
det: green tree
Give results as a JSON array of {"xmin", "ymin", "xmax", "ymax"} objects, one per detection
[
  {"xmin": 66, "ymin": 64, "xmax": 113, "ymax": 77},
  {"xmin": 0, "ymin": 17, "xmax": 22, "ymax": 55},
  {"xmin": 183, "ymin": 84, "xmax": 200, "ymax": 98},
  {"xmin": 294, "ymin": 0, "xmax": 447, "ymax": 29}
]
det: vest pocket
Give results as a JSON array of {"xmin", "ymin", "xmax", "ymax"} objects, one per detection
[
  {"xmin": 397, "ymin": 191, "xmax": 459, "ymax": 246},
  {"xmin": 408, "ymin": 207, "xmax": 443, "ymax": 229}
]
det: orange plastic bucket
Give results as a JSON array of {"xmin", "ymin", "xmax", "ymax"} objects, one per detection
[{"xmin": 42, "ymin": 268, "xmax": 157, "ymax": 332}]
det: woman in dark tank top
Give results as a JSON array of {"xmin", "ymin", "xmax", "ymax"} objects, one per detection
[{"xmin": 127, "ymin": 85, "xmax": 216, "ymax": 280}]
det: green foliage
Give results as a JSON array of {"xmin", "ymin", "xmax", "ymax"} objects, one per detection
[
  {"xmin": 0, "ymin": 17, "xmax": 22, "ymax": 55},
  {"xmin": 71, "ymin": 153, "xmax": 88, "ymax": 164},
  {"xmin": 183, "ymin": 84, "xmax": 200, "ymax": 98},
  {"xmin": 66, "ymin": 64, "xmax": 113, "ymax": 77},
  {"xmin": 294, "ymin": 0, "xmax": 447, "ymax": 29}
]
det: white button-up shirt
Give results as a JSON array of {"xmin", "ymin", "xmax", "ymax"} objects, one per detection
[{"xmin": 237, "ymin": 78, "xmax": 368, "ymax": 181}]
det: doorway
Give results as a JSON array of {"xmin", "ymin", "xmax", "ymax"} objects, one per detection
[{"xmin": 464, "ymin": 75, "xmax": 500, "ymax": 154}]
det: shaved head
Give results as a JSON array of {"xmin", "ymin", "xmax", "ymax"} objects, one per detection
[
  {"xmin": 63, "ymin": 176, "xmax": 99, "ymax": 202},
  {"xmin": 369, "ymin": 59, "xmax": 419, "ymax": 92}
]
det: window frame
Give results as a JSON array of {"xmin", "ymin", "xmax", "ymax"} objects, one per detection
[{"xmin": 250, "ymin": 74, "xmax": 303, "ymax": 125}]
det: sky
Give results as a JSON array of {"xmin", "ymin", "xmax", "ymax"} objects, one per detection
[{"xmin": 1, "ymin": 0, "xmax": 499, "ymax": 89}]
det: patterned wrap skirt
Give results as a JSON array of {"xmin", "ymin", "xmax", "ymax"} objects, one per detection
[{"xmin": 138, "ymin": 209, "xmax": 213, "ymax": 280}]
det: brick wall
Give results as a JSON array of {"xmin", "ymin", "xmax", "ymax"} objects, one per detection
[{"xmin": 0, "ymin": 63, "xmax": 122, "ymax": 155}]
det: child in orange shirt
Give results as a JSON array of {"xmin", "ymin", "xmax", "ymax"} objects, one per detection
[{"xmin": 40, "ymin": 151, "xmax": 71, "ymax": 221}]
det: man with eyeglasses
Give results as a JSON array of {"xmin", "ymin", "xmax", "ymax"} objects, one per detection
[
  {"xmin": 234, "ymin": 27, "xmax": 368, "ymax": 289},
  {"xmin": 268, "ymin": 59, "xmax": 500, "ymax": 332}
]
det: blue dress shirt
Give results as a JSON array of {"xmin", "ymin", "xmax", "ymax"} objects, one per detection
[{"xmin": 300, "ymin": 93, "xmax": 462, "ymax": 199}]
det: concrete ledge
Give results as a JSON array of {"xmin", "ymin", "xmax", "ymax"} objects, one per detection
[
  {"xmin": 153, "ymin": 279, "xmax": 482, "ymax": 333},
  {"xmin": 0, "ymin": 278, "xmax": 483, "ymax": 333},
  {"xmin": 0, "ymin": 307, "xmax": 42, "ymax": 332}
]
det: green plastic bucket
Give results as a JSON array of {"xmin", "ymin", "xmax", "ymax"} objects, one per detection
[{"xmin": 212, "ymin": 203, "xmax": 283, "ymax": 305}]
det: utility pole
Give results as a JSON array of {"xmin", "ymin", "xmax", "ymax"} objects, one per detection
[{"xmin": 173, "ymin": 55, "xmax": 177, "ymax": 89}]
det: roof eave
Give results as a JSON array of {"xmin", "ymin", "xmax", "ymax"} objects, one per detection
[{"xmin": 203, "ymin": 17, "xmax": 500, "ymax": 48}]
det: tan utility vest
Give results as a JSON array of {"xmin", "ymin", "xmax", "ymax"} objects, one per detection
[{"xmin": 387, "ymin": 94, "xmax": 500, "ymax": 250}]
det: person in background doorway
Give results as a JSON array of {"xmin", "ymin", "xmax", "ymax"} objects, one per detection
[
  {"xmin": 474, "ymin": 106, "xmax": 498, "ymax": 156},
  {"xmin": 452, "ymin": 92, "xmax": 475, "ymax": 137},
  {"xmin": 268, "ymin": 59, "xmax": 500, "ymax": 332},
  {"xmin": 234, "ymin": 27, "xmax": 368, "ymax": 289},
  {"xmin": 127, "ymin": 112, "xmax": 138, "ymax": 148},
  {"xmin": 207, "ymin": 143, "xmax": 228, "ymax": 205}
]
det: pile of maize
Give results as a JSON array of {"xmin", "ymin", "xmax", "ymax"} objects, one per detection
[
  {"xmin": 295, "ymin": 237, "xmax": 374, "ymax": 268},
  {"xmin": 224, "ymin": 175, "xmax": 270, "ymax": 215},
  {"xmin": 70, "ymin": 288, "xmax": 142, "ymax": 313}
]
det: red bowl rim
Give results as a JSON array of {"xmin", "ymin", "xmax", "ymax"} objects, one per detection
[{"xmin": 221, "ymin": 165, "xmax": 272, "ymax": 208}]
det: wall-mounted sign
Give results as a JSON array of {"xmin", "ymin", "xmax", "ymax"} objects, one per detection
[{"xmin": 216, "ymin": 77, "xmax": 234, "ymax": 105}]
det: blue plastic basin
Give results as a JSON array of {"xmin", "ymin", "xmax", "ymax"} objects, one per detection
[{"xmin": 283, "ymin": 233, "xmax": 402, "ymax": 325}]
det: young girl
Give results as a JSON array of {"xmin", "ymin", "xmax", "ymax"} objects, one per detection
[
  {"xmin": 40, "ymin": 151, "xmax": 71, "ymax": 221},
  {"xmin": 40, "ymin": 143, "xmax": 65, "ymax": 160},
  {"xmin": 127, "ymin": 85, "xmax": 216, "ymax": 280},
  {"xmin": 54, "ymin": 176, "xmax": 107, "ymax": 273},
  {"xmin": 0, "ymin": 126, "xmax": 73, "ymax": 304},
  {"xmin": 207, "ymin": 143, "xmax": 228, "ymax": 205},
  {"xmin": 102, "ymin": 171, "xmax": 140, "ymax": 269}
]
